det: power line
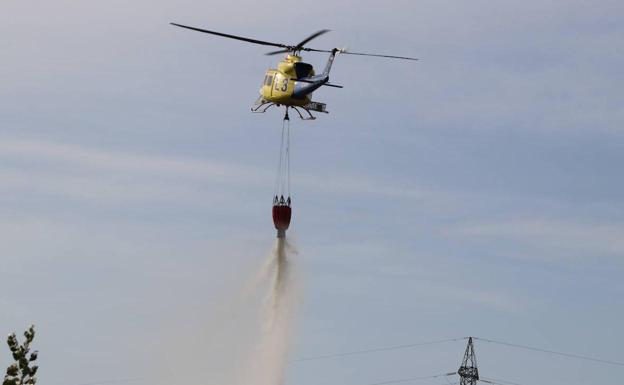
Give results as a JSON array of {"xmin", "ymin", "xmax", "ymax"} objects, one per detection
[
  {"xmin": 71, "ymin": 378, "xmax": 143, "ymax": 385},
  {"xmin": 362, "ymin": 372, "xmax": 457, "ymax": 385},
  {"xmin": 481, "ymin": 377, "xmax": 525, "ymax": 385},
  {"xmin": 473, "ymin": 337, "xmax": 624, "ymax": 368},
  {"xmin": 295, "ymin": 337, "xmax": 467, "ymax": 362},
  {"xmin": 294, "ymin": 335, "xmax": 624, "ymax": 370}
]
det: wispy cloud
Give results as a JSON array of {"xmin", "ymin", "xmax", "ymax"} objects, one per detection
[
  {"xmin": 0, "ymin": 137, "xmax": 265, "ymax": 182},
  {"xmin": 423, "ymin": 282, "xmax": 526, "ymax": 313},
  {"xmin": 0, "ymin": 137, "xmax": 441, "ymax": 206},
  {"xmin": 449, "ymin": 219, "xmax": 624, "ymax": 260}
]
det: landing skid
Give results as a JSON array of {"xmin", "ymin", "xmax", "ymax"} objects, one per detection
[
  {"xmin": 251, "ymin": 100, "xmax": 276, "ymax": 113},
  {"xmin": 290, "ymin": 106, "xmax": 316, "ymax": 120},
  {"xmin": 251, "ymin": 98, "xmax": 328, "ymax": 120}
]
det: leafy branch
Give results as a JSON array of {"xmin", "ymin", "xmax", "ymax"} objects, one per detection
[{"xmin": 3, "ymin": 325, "xmax": 38, "ymax": 385}]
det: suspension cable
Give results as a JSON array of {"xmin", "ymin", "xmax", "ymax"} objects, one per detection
[
  {"xmin": 274, "ymin": 117, "xmax": 286, "ymax": 198},
  {"xmin": 286, "ymin": 115, "xmax": 291, "ymax": 198}
]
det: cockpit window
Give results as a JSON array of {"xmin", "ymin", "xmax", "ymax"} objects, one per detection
[
  {"xmin": 265, "ymin": 75, "xmax": 273, "ymax": 86},
  {"xmin": 294, "ymin": 62, "xmax": 313, "ymax": 79}
]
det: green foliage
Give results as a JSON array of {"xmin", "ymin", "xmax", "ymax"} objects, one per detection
[{"xmin": 3, "ymin": 326, "xmax": 38, "ymax": 385}]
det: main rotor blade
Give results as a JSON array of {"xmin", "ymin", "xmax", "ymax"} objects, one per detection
[
  {"xmin": 294, "ymin": 29, "xmax": 330, "ymax": 49},
  {"xmin": 302, "ymin": 47, "xmax": 333, "ymax": 53},
  {"xmin": 339, "ymin": 51, "xmax": 418, "ymax": 61},
  {"xmin": 304, "ymin": 47, "xmax": 417, "ymax": 61},
  {"xmin": 170, "ymin": 23, "xmax": 288, "ymax": 49},
  {"xmin": 266, "ymin": 30, "xmax": 331, "ymax": 55},
  {"xmin": 265, "ymin": 49, "xmax": 291, "ymax": 56}
]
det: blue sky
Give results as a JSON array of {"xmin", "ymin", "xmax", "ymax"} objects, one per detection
[{"xmin": 1, "ymin": 1, "xmax": 623, "ymax": 385}]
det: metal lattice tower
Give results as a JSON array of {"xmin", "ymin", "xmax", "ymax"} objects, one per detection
[{"xmin": 458, "ymin": 337, "xmax": 480, "ymax": 385}]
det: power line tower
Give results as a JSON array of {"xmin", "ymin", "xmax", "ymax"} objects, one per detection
[{"xmin": 458, "ymin": 337, "xmax": 479, "ymax": 385}]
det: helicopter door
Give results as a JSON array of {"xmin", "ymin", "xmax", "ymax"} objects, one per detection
[
  {"xmin": 272, "ymin": 73, "xmax": 289, "ymax": 97},
  {"xmin": 270, "ymin": 73, "xmax": 278, "ymax": 97},
  {"xmin": 263, "ymin": 73, "xmax": 274, "ymax": 97},
  {"xmin": 271, "ymin": 73, "xmax": 281, "ymax": 97}
]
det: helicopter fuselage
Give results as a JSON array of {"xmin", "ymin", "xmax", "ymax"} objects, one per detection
[
  {"xmin": 261, "ymin": 55, "xmax": 311, "ymax": 106},
  {"xmin": 253, "ymin": 51, "xmax": 339, "ymax": 118},
  {"xmin": 259, "ymin": 53, "xmax": 334, "ymax": 106}
]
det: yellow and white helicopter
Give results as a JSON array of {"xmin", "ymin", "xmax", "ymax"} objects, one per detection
[{"xmin": 171, "ymin": 23, "xmax": 417, "ymax": 120}]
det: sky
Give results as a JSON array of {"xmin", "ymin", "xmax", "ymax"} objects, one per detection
[{"xmin": 1, "ymin": 1, "xmax": 624, "ymax": 385}]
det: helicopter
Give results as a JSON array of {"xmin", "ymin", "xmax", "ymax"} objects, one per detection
[{"xmin": 170, "ymin": 23, "xmax": 418, "ymax": 120}]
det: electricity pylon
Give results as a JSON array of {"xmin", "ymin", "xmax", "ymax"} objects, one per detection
[{"xmin": 458, "ymin": 337, "xmax": 479, "ymax": 385}]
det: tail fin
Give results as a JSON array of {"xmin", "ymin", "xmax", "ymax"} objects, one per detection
[{"xmin": 321, "ymin": 48, "xmax": 340, "ymax": 77}]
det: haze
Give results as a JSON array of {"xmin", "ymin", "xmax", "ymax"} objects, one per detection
[{"xmin": 1, "ymin": 1, "xmax": 623, "ymax": 385}]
